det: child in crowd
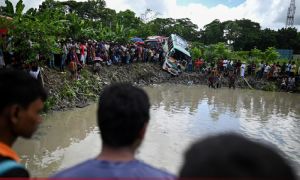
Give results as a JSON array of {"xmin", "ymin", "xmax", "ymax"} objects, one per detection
[
  {"xmin": 69, "ymin": 59, "xmax": 75, "ymax": 81},
  {"xmin": 217, "ymin": 74, "xmax": 222, "ymax": 88},
  {"xmin": 212, "ymin": 68, "xmax": 217, "ymax": 75},
  {"xmin": 202, "ymin": 67, "xmax": 207, "ymax": 74},
  {"xmin": 126, "ymin": 51, "xmax": 130, "ymax": 63},
  {"xmin": 281, "ymin": 76, "xmax": 287, "ymax": 91}
]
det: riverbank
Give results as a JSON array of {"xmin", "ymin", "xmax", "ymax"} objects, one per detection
[{"xmin": 43, "ymin": 63, "xmax": 298, "ymax": 112}]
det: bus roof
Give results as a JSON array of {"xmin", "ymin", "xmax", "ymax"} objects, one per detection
[
  {"xmin": 147, "ymin": 36, "xmax": 168, "ymax": 40},
  {"xmin": 169, "ymin": 34, "xmax": 191, "ymax": 57}
]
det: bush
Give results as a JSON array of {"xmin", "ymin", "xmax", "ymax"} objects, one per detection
[
  {"xmin": 190, "ymin": 47, "xmax": 202, "ymax": 61},
  {"xmin": 265, "ymin": 47, "xmax": 280, "ymax": 63},
  {"xmin": 263, "ymin": 83, "xmax": 277, "ymax": 92}
]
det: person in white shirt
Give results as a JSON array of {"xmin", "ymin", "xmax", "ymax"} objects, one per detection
[
  {"xmin": 29, "ymin": 66, "xmax": 40, "ymax": 79},
  {"xmin": 257, "ymin": 61, "xmax": 265, "ymax": 78},
  {"xmin": 288, "ymin": 77, "xmax": 295, "ymax": 91},
  {"xmin": 264, "ymin": 63, "xmax": 270, "ymax": 78},
  {"xmin": 223, "ymin": 59, "xmax": 228, "ymax": 69},
  {"xmin": 240, "ymin": 62, "xmax": 246, "ymax": 77}
]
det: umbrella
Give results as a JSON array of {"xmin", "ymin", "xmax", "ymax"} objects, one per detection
[
  {"xmin": 132, "ymin": 38, "xmax": 144, "ymax": 42},
  {"xmin": 93, "ymin": 57, "xmax": 103, "ymax": 61},
  {"xmin": 136, "ymin": 42, "xmax": 144, "ymax": 45}
]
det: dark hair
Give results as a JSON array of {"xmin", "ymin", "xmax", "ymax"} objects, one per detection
[
  {"xmin": 32, "ymin": 66, "xmax": 38, "ymax": 72},
  {"xmin": 180, "ymin": 133, "xmax": 296, "ymax": 179},
  {"xmin": 0, "ymin": 69, "xmax": 48, "ymax": 113},
  {"xmin": 97, "ymin": 83, "xmax": 150, "ymax": 147}
]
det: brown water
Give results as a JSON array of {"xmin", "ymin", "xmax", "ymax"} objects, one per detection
[{"xmin": 13, "ymin": 84, "xmax": 300, "ymax": 177}]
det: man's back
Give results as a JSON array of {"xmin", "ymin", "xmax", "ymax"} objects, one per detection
[
  {"xmin": 51, "ymin": 83, "xmax": 175, "ymax": 179},
  {"xmin": 51, "ymin": 159, "xmax": 175, "ymax": 178}
]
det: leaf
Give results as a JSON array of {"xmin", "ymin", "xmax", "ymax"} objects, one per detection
[
  {"xmin": 5, "ymin": 0, "xmax": 14, "ymax": 15},
  {"xmin": 16, "ymin": 0, "xmax": 25, "ymax": 16}
]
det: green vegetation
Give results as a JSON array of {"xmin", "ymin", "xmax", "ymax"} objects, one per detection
[
  {"xmin": 44, "ymin": 97, "xmax": 57, "ymax": 111},
  {"xmin": 1, "ymin": 0, "xmax": 300, "ymax": 61},
  {"xmin": 263, "ymin": 83, "xmax": 278, "ymax": 92},
  {"xmin": 190, "ymin": 47, "xmax": 202, "ymax": 61},
  {"xmin": 2, "ymin": 0, "xmax": 299, "ymax": 53}
]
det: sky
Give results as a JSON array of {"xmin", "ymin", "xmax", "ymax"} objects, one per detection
[{"xmin": 2, "ymin": 0, "xmax": 300, "ymax": 30}]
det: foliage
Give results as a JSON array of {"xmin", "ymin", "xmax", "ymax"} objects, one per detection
[
  {"xmin": 80, "ymin": 70, "xmax": 89, "ymax": 79},
  {"xmin": 263, "ymin": 83, "xmax": 277, "ymax": 92},
  {"xmin": 214, "ymin": 42, "xmax": 231, "ymax": 59},
  {"xmin": 44, "ymin": 97, "xmax": 57, "ymax": 111},
  {"xmin": 204, "ymin": 44, "xmax": 217, "ymax": 62},
  {"xmin": 265, "ymin": 47, "xmax": 280, "ymax": 63},
  {"xmin": 190, "ymin": 47, "xmax": 202, "ymax": 61},
  {"xmin": 251, "ymin": 48, "xmax": 262, "ymax": 58},
  {"xmin": 113, "ymin": 23, "xmax": 136, "ymax": 44},
  {"xmin": 0, "ymin": 1, "xmax": 66, "ymax": 62},
  {"xmin": 2, "ymin": 0, "xmax": 300, "ymax": 57},
  {"xmin": 235, "ymin": 51, "xmax": 249, "ymax": 60}
]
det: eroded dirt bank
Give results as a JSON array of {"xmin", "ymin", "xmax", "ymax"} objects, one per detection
[{"xmin": 43, "ymin": 63, "xmax": 289, "ymax": 112}]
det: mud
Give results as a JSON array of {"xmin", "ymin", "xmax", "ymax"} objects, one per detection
[
  {"xmin": 13, "ymin": 85, "xmax": 300, "ymax": 177},
  {"xmin": 42, "ymin": 63, "xmax": 290, "ymax": 113}
]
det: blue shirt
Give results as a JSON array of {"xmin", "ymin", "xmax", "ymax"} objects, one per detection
[
  {"xmin": 51, "ymin": 159, "xmax": 175, "ymax": 178},
  {"xmin": 98, "ymin": 43, "xmax": 103, "ymax": 50}
]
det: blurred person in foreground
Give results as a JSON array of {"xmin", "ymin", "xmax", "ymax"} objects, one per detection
[
  {"xmin": 52, "ymin": 83, "xmax": 175, "ymax": 178},
  {"xmin": 180, "ymin": 133, "xmax": 296, "ymax": 180},
  {"xmin": 0, "ymin": 69, "xmax": 47, "ymax": 177}
]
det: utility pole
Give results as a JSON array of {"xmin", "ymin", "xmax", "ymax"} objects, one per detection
[
  {"xmin": 110, "ymin": 22, "xmax": 111, "ymax": 29},
  {"xmin": 286, "ymin": 0, "xmax": 296, "ymax": 28}
]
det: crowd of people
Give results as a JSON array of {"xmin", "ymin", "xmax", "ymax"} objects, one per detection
[
  {"xmin": 188, "ymin": 59, "xmax": 299, "ymax": 91},
  {"xmin": 0, "ymin": 34, "xmax": 166, "ymax": 83},
  {"xmin": 0, "ymin": 69, "xmax": 298, "ymax": 179}
]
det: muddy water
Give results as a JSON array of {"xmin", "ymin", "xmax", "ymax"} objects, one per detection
[{"xmin": 13, "ymin": 84, "xmax": 300, "ymax": 177}]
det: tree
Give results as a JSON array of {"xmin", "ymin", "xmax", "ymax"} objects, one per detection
[
  {"xmin": 39, "ymin": 0, "xmax": 106, "ymax": 21},
  {"xmin": 113, "ymin": 23, "xmax": 136, "ymax": 44},
  {"xmin": 140, "ymin": 8, "xmax": 161, "ymax": 24},
  {"xmin": 276, "ymin": 28, "xmax": 299, "ymax": 51},
  {"xmin": 116, "ymin": 10, "xmax": 136, "ymax": 28},
  {"xmin": 203, "ymin": 19, "xmax": 224, "ymax": 45},
  {"xmin": 251, "ymin": 48, "xmax": 262, "ymax": 58},
  {"xmin": 100, "ymin": 8, "xmax": 117, "ymax": 28},
  {"xmin": 265, "ymin": 47, "xmax": 280, "ymax": 63},
  {"xmin": 255, "ymin": 28, "xmax": 278, "ymax": 51},
  {"xmin": 204, "ymin": 44, "xmax": 217, "ymax": 62},
  {"xmin": 0, "ymin": 6, "xmax": 66, "ymax": 62},
  {"xmin": 38, "ymin": 0, "xmax": 61, "ymax": 12},
  {"xmin": 2, "ymin": 0, "xmax": 25, "ymax": 17},
  {"xmin": 224, "ymin": 21, "xmax": 240, "ymax": 46},
  {"xmin": 233, "ymin": 19, "xmax": 261, "ymax": 51},
  {"xmin": 190, "ymin": 47, "xmax": 202, "ymax": 61},
  {"xmin": 214, "ymin": 43, "xmax": 231, "ymax": 59}
]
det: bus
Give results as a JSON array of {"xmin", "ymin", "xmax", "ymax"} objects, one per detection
[
  {"xmin": 0, "ymin": 16, "xmax": 13, "ymax": 35},
  {"xmin": 162, "ymin": 34, "xmax": 190, "ymax": 76},
  {"xmin": 145, "ymin": 36, "xmax": 168, "ymax": 47}
]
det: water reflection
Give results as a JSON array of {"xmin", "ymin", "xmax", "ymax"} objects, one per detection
[
  {"xmin": 13, "ymin": 85, "xmax": 300, "ymax": 177},
  {"xmin": 146, "ymin": 85, "xmax": 300, "ymax": 173}
]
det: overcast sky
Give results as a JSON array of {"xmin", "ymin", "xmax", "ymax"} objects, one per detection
[{"xmin": 2, "ymin": 0, "xmax": 300, "ymax": 30}]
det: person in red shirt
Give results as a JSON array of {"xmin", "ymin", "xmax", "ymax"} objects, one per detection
[
  {"xmin": 220, "ymin": 60, "xmax": 224, "ymax": 72},
  {"xmin": 80, "ymin": 42, "xmax": 85, "ymax": 64},
  {"xmin": 195, "ymin": 60, "xmax": 201, "ymax": 74}
]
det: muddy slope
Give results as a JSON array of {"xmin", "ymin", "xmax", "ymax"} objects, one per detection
[{"xmin": 43, "ymin": 63, "xmax": 284, "ymax": 112}]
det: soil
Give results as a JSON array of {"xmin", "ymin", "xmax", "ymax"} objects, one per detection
[{"xmin": 42, "ymin": 63, "xmax": 287, "ymax": 112}]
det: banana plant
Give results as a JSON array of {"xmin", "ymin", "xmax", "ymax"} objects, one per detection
[
  {"xmin": 3, "ymin": 0, "xmax": 25, "ymax": 17},
  {"xmin": 113, "ymin": 23, "xmax": 136, "ymax": 44},
  {"xmin": 102, "ymin": 27, "xmax": 116, "ymax": 42}
]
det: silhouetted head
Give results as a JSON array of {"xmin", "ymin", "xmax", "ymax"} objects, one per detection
[
  {"xmin": 97, "ymin": 83, "xmax": 150, "ymax": 149},
  {"xmin": 0, "ymin": 69, "xmax": 47, "ymax": 139},
  {"xmin": 180, "ymin": 133, "xmax": 296, "ymax": 180}
]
